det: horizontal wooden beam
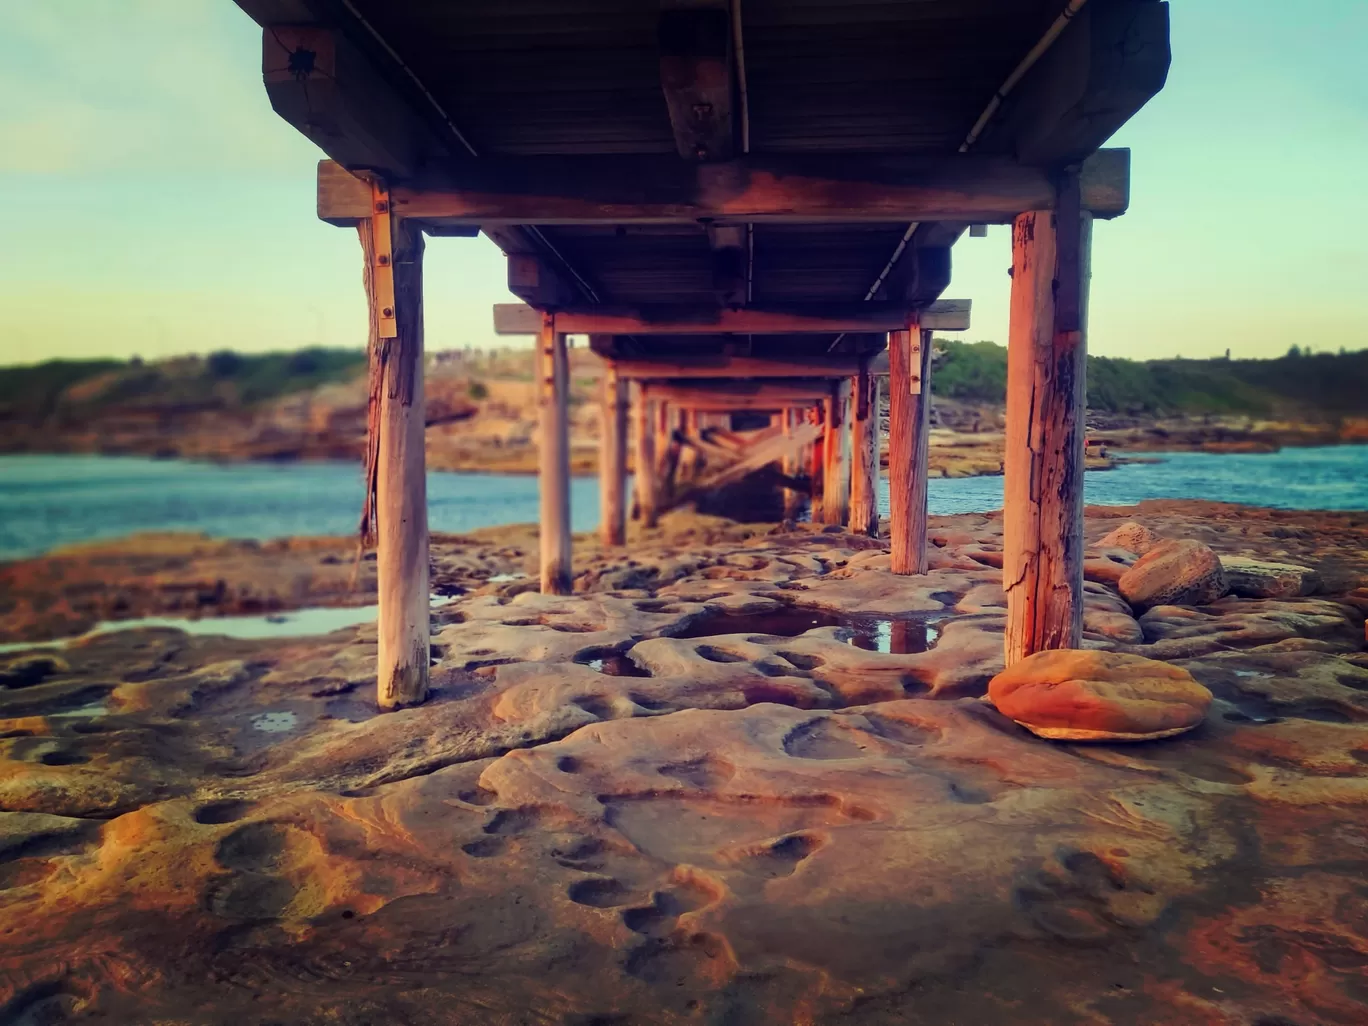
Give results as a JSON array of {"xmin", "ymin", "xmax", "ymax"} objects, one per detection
[
  {"xmin": 494, "ymin": 302, "xmax": 933, "ymax": 337},
  {"xmin": 616, "ymin": 356, "xmax": 863, "ymax": 380},
  {"xmin": 317, "ymin": 150, "xmax": 1131, "ymax": 227},
  {"xmin": 919, "ymin": 299, "xmax": 972, "ymax": 332},
  {"xmin": 648, "ymin": 381, "xmax": 836, "ymax": 410}
]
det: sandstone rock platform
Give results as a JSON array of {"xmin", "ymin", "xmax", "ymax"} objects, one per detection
[{"xmin": 1, "ymin": 502, "xmax": 1366, "ymax": 1024}]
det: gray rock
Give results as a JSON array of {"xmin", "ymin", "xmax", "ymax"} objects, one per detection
[{"xmin": 1221, "ymin": 557, "xmax": 1320, "ymax": 599}]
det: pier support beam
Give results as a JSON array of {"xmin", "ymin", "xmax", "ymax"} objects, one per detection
[
  {"xmin": 821, "ymin": 380, "xmax": 851, "ymax": 527},
  {"xmin": 1003, "ymin": 170, "xmax": 1092, "ymax": 664},
  {"xmin": 598, "ymin": 355, "xmax": 628, "ymax": 546},
  {"xmin": 537, "ymin": 313, "xmax": 572, "ymax": 594},
  {"xmin": 781, "ymin": 408, "xmax": 803, "ymax": 520},
  {"xmin": 889, "ymin": 322, "xmax": 932, "ymax": 574},
  {"xmin": 358, "ymin": 206, "xmax": 429, "ymax": 709},
  {"xmin": 849, "ymin": 359, "xmax": 880, "ymax": 537},
  {"xmin": 633, "ymin": 386, "xmax": 658, "ymax": 528}
]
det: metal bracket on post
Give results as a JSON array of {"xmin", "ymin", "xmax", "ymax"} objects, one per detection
[
  {"xmin": 370, "ymin": 180, "xmax": 398, "ymax": 339},
  {"xmin": 908, "ymin": 326, "xmax": 923, "ymax": 395}
]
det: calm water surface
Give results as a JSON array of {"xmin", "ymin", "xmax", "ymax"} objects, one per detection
[{"xmin": 1, "ymin": 446, "xmax": 1364, "ymax": 560}]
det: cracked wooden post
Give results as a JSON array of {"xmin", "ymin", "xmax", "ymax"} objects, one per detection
[
  {"xmin": 849, "ymin": 358, "xmax": 879, "ymax": 537},
  {"xmin": 889, "ymin": 319, "xmax": 932, "ymax": 574},
  {"xmin": 1004, "ymin": 168, "xmax": 1092, "ymax": 664},
  {"xmin": 633, "ymin": 384, "xmax": 658, "ymax": 528},
  {"xmin": 358, "ymin": 191, "xmax": 428, "ymax": 709},
  {"xmin": 537, "ymin": 312, "xmax": 572, "ymax": 594},
  {"xmin": 598, "ymin": 350, "xmax": 627, "ymax": 546}
]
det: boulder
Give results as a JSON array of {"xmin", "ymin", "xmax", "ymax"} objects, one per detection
[
  {"xmin": 1098, "ymin": 521, "xmax": 1159, "ymax": 555},
  {"xmin": 1118, "ymin": 539, "xmax": 1228, "ymax": 610},
  {"xmin": 988, "ymin": 649, "xmax": 1213, "ymax": 742},
  {"xmin": 1221, "ymin": 557, "xmax": 1320, "ymax": 599}
]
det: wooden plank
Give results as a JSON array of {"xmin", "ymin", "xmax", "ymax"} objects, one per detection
[
  {"xmin": 985, "ymin": 1, "xmax": 1171, "ymax": 167},
  {"xmin": 493, "ymin": 302, "xmax": 923, "ymax": 337},
  {"xmin": 1003, "ymin": 171, "xmax": 1091, "ymax": 664},
  {"xmin": 317, "ymin": 150, "xmax": 1133, "ymax": 226},
  {"xmin": 642, "ymin": 380, "xmax": 836, "ymax": 409},
  {"xmin": 633, "ymin": 386, "xmax": 658, "ymax": 528},
  {"xmin": 537, "ymin": 315, "xmax": 572, "ymax": 594},
  {"xmin": 659, "ymin": 3, "xmax": 736, "ymax": 162},
  {"xmin": 357, "ymin": 216, "xmax": 429, "ymax": 709},
  {"xmin": 599, "ymin": 354, "xmax": 627, "ymax": 546},
  {"xmin": 617, "ymin": 355, "xmax": 863, "ymax": 380},
  {"xmin": 919, "ymin": 299, "xmax": 971, "ymax": 332},
  {"xmin": 849, "ymin": 361, "xmax": 879, "ymax": 538}
]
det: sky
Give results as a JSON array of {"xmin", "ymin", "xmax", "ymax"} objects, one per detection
[{"xmin": 0, "ymin": 0, "xmax": 1364, "ymax": 365}]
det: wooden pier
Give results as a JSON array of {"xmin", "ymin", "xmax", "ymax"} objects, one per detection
[{"xmin": 238, "ymin": 0, "xmax": 1170, "ymax": 705}]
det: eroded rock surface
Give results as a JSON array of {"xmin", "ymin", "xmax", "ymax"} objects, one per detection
[{"xmin": 1, "ymin": 502, "xmax": 1366, "ymax": 1024}]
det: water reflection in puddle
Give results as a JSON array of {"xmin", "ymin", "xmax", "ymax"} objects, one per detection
[
  {"xmin": 251, "ymin": 710, "xmax": 299, "ymax": 733},
  {"xmin": 673, "ymin": 607, "xmax": 943, "ymax": 655},
  {"xmin": 0, "ymin": 596, "xmax": 459, "ymax": 653},
  {"xmin": 584, "ymin": 654, "xmax": 652, "ymax": 677}
]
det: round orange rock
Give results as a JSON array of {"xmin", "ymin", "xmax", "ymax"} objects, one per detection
[{"xmin": 988, "ymin": 650, "xmax": 1213, "ymax": 742}]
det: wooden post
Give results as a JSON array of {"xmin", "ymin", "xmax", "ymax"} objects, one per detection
[
  {"xmin": 889, "ymin": 321, "xmax": 932, "ymax": 573},
  {"xmin": 849, "ymin": 359, "xmax": 879, "ymax": 537},
  {"xmin": 807, "ymin": 404, "xmax": 825, "ymax": 519},
  {"xmin": 821, "ymin": 380, "xmax": 850, "ymax": 527},
  {"xmin": 679, "ymin": 408, "xmax": 700, "ymax": 480},
  {"xmin": 1004, "ymin": 169, "xmax": 1092, "ymax": 664},
  {"xmin": 537, "ymin": 313, "xmax": 572, "ymax": 594},
  {"xmin": 358, "ymin": 200, "xmax": 428, "ymax": 710},
  {"xmin": 633, "ymin": 385, "xmax": 658, "ymax": 528},
  {"xmin": 781, "ymin": 408, "xmax": 802, "ymax": 520},
  {"xmin": 598, "ymin": 356, "xmax": 627, "ymax": 546}
]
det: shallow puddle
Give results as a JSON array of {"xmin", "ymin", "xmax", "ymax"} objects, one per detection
[{"xmin": 675, "ymin": 608, "xmax": 942, "ymax": 655}]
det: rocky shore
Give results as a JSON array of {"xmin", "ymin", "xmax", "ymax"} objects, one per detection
[
  {"xmin": 6, "ymin": 352, "xmax": 1365, "ymax": 480},
  {"xmin": 1, "ymin": 501, "xmax": 1367, "ymax": 1023}
]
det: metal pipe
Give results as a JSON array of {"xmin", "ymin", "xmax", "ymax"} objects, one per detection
[{"xmin": 857, "ymin": 0, "xmax": 1092, "ymax": 312}]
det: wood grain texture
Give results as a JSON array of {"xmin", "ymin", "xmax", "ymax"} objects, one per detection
[
  {"xmin": 598, "ymin": 358, "xmax": 628, "ymax": 546},
  {"xmin": 821, "ymin": 381, "xmax": 851, "ymax": 527},
  {"xmin": 358, "ymin": 217, "xmax": 429, "ymax": 709},
  {"xmin": 316, "ymin": 151, "xmax": 1132, "ymax": 227},
  {"xmin": 1003, "ymin": 172, "xmax": 1092, "ymax": 665},
  {"xmin": 633, "ymin": 386, "xmax": 658, "ymax": 528},
  {"xmin": 537, "ymin": 317, "xmax": 573, "ymax": 594},
  {"xmin": 888, "ymin": 325, "xmax": 931, "ymax": 574},
  {"xmin": 849, "ymin": 362, "xmax": 880, "ymax": 538}
]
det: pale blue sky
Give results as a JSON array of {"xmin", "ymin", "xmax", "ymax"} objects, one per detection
[{"xmin": 1, "ymin": 0, "xmax": 1364, "ymax": 363}]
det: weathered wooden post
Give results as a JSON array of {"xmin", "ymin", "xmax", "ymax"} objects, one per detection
[
  {"xmin": 1004, "ymin": 169, "xmax": 1091, "ymax": 664},
  {"xmin": 679, "ymin": 408, "xmax": 700, "ymax": 480},
  {"xmin": 821, "ymin": 379, "xmax": 851, "ymax": 527},
  {"xmin": 781, "ymin": 407, "xmax": 802, "ymax": 520},
  {"xmin": 633, "ymin": 384, "xmax": 658, "ymax": 528},
  {"xmin": 357, "ymin": 184, "xmax": 429, "ymax": 709},
  {"xmin": 807, "ymin": 404, "xmax": 825, "ymax": 519},
  {"xmin": 598, "ymin": 353, "xmax": 628, "ymax": 546},
  {"xmin": 888, "ymin": 320, "xmax": 932, "ymax": 573},
  {"xmin": 537, "ymin": 312, "xmax": 572, "ymax": 594},
  {"xmin": 849, "ymin": 358, "xmax": 880, "ymax": 537}
]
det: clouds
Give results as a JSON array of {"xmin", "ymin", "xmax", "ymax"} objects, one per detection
[{"xmin": 0, "ymin": 0, "xmax": 312, "ymax": 173}]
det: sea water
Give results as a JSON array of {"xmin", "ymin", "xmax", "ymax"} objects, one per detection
[{"xmin": 1, "ymin": 446, "xmax": 1364, "ymax": 561}]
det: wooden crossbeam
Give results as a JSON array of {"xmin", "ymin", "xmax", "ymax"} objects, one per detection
[
  {"xmin": 317, "ymin": 150, "xmax": 1131, "ymax": 228},
  {"xmin": 492, "ymin": 302, "xmax": 946, "ymax": 337},
  {"xmin": 648, "ymin": 381, "xmax": 835, "ymax": 411},
  {"xmin": 615, "ymin": 355, "xmax": 863, "ymax": 380}
]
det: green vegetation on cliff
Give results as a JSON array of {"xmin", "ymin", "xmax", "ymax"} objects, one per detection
[
  {"xmin": 0, "ymin": 349, "xmax": 366, "ymax": 422},
  {"xmin": 934, "ymin": 340, "xmax": 1368, "ymax": 418}
]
